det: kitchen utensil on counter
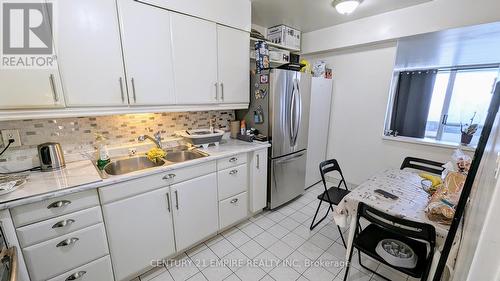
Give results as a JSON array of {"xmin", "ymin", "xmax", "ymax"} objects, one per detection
[
  {"xmin": 37, "ymin": 142, "xmax": 66, "ymax": 171},
  {"xmin": 178, "ymin": 129, "xmax": 224, "ymax": 148},
  {"xmin": 230, "ymin": 121, "xmax": 240, "ymax": 139}
]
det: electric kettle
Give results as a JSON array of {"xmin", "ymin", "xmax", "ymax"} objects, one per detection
[{"xmin": 37, "ymin": 142, "xmax": 65, "ymax": 171}]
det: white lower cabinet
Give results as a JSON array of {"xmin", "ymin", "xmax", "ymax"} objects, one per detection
[
  {"xmin": 249, "ymin": 149, "xmax": 268, "ymax": 212},
  {"xmin": 102, "ymin": 186, "xmax": 176, "ymax": 281},
  {"xmin": 171, "ymin": 173, "xmax": 219, "ymax": 251},
  {"xmin": 22, "ymin": 223, "xmax": 109, "ymax": 281},
  {"xmin": 47, "ymin": 255, "xmax": 114, "ymax": 281},
  {"xmin": 219, "ymin": 192, "xmax": 248, "ymax": 229}
]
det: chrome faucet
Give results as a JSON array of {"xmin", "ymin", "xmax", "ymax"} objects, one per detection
[
  {"xmin": 209, "ymin": 118, "xmax": 216, "ymax": 133},
  {"xmin": 138, "ymin": 131, "xmax": 162, "ymax": 149}
]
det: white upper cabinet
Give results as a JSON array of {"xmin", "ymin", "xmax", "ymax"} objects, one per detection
[
  {"xmin": 171, "ymin": 13, "xmax": 218, "ymax": 104},
  {"xmin": 118, "ymin": 0, "xmax": 175, "ymax": 105},
  {"xmin": 217, "ymin": 25, "xmax": 250, "ymax": 104},
  {"xmin": 140, "ymin": 0, "xmax": 251, "ymax": 31},
  {"xmin": 171, "ymin": 173, "xmax": 218, "ymax": 251},
  {"xmin": 55, "ymin": 0, "xmax": 127, "ymax": 107},
  {"xmin": 0, "ymin": 69, "xmax": 64, "ymax": 109}
]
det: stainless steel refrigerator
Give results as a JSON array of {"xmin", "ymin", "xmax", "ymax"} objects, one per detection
[{"xmin": 239, "ymin": 69, "xmax": 311, "ymax": 209}]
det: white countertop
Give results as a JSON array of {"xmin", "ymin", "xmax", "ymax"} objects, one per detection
[{"xmin": 0, "ymin": 139, "xmax": 270, "ymax": 210}]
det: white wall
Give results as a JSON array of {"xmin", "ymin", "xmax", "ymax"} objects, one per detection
[
  {"xmin": 306, "ymin": 42, "xmax": 459, "ymax": 185},
  {"xmin": 302, "ymin": 0, "xmax": 500, "ymax": 54},
  {"xmin": 452, "ymin": 113, "xmax": 500, "ymax": 281}
]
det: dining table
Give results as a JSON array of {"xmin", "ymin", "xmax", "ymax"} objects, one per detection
[{"xmin": 332, "ymin": 169, "xmax": 459, "ymax": 280}]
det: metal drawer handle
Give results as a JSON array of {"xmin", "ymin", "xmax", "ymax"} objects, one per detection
[
  {"xmin": 230, "ymin": 198, "xmax": 238, "ymax": 204},
  {"xmin": 229, "ymin": 157, "xmax": 238, "ymax": 162},
  {"xmin": 229, "ymin": 169, "xmax": 238, "ymax": 175},
  {"xmin": 49, "ymin": 74, "xmax": 59, "ymax": 102},
  {"xmin": 47, "ymin": 200, "xmax": 71, "ymax": 209},
  {"xmin": 66, "ymin": 271, "xmax": 86, "ymax": 281},
  {"xmin": 119, "ymin": 77, "xmax": 125, "ymax": 103},
  {"xmin": 163, "ymin": 174, "xmax": 176, "ymax": 180},
  {"xmin": 52, "ymin": 219, "xmax": 75, "ymax": 229},
  {"xmin": 56, "ymin": 237, "xmax": 79, "ymax": 248},
  {"xmin": 174, "ymin": 190, "xmax": 179, "ymax": 210},
  {"xmin": 166, "ymin": 193, "xmax": 171, "ymax": 212}
]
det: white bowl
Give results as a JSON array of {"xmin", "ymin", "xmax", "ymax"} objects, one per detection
[{"xmin": 375, "ymin": 239, "xmax": 417, "ymax": 269}]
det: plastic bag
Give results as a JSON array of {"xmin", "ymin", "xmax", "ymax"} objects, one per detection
[
  {"xmin": 426, "ymin": 171, "xmax": 466, "ymax": 225},
  {"xmin": 451, "ymin": 149, "xmax": 472, "ymax": 173}
]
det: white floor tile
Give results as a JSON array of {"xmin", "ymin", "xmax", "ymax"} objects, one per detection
[
  {"xmin": 253, "ymin": 216, "xmax": 276, "ymax": 229},
  {"xmin": 225, "ymin": 229, "xmax": 252, "ymax": 248},
  {"xmin": 265, "ymin": 211, "xmax": 287, "ymax": 223},
  {"xmin": 239, "ymin": 222, "xmax": 265, "ymax": 238},
  {"xmin": 318, "ymin": 224, "xmax": 342, "ymax": 241},
  {"xmin": 254, "ymin": 250, "xmax": 280, "ymax": 273},
  {"xmin": 188, "ymin": 272, "xmax": 208, "ymax": 281},
  {"xmin": 201, "ymin": 263, "xmax": 233, "ymax": 281},
  {"xmin": 281, "ymin": 232, "xmax": 306, "ymax": 250},
  {"xmin": 307, "ymin": 232, "xmax": 335, "ymax": 251},
  {"xmin": 292, "ymin": 224, "xmax": 314, "ymax": 240},
  {"xmin": 206, "ymin": 234, "xmax": 225, "ymax": 247},
  {"xmin": 268, "ymin": 264, "xmax": 300, "ymax": 281},
  {"xmin": 268, "ymin": 224, "xmax": 290, "ymax": 239},
  {"xmin": 268, "ymin": 240, "xmax": 294, "ymax": 259},
  {"xmin": 221, "ymin": 249, "xmax": 248, "ymax": 272},
  {"xmin": 317, "ymin": 251, "xmax": 344, "ymax": 276},
  {"xmin": 284, "ymin": 250, "xmax": 310, "ymax": 274},
  {"xmin": 140, "ymin": 266, "xmax": 171, "ymax": 281},
  {"xmin": 239, "ymin": 239, "xmax": 266, "ymax": 259},
  {"xmin": 339, "ymin": 267, "xmax": 372, "ymax": 281},
  {"xmin": 254, "ymin": 231, "xmax": 279, "ymax": 248},
  {"xmin": 297, "ymin": 241, "xmax": 325, "ymax": 261},
  {"xmin": 168, "ymin": 254, "xmax": 200, "ymax": 281},
  {"xmin": 259, "ymin": 275, "xmax": 275, "ymax": 281},
  {"xmin": 190, "ymin": 248, "xmax": 219, "ymax": 270},
  {"xmin": 325, "ymin": 242, "xmax": 346, "ymax": 260},
  {"xmin": 209, "ymin": 238, "xmax": 236, "ymax": 258},
  {"xmin": 223, "ymin": 273, "xmax": 241, "ymax": 281},
  {"xmin": 302, "ymin": 265, "xmax": 337, "ymax": 281},
  {"xmin": 296, "ymin": 276, "xmax": 309, "ymax": 281},
  {"xmin": 278, "ymin": 217, "xmax": 301, "ymax": 231},
  {"xmin": 235, "ymin": 265, "xmax": 267, "ymax": 281},
  {"xmin": 187, "ymin": 243, "xmax": 209, "ymax": 257},
  {"xmin": 277, "ymin": 206, "xmax": 296, "ymax": 216},
  {"xmin": 288, "ymin": 211, "xmax": 310, "ymax": 224}
]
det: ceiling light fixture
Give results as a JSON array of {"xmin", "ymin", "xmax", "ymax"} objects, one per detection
[{"xmin": 333, "ymin": 0, "xmax": 361, "ymax": 15}]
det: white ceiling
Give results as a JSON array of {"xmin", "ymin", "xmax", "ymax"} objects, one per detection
[{"xmin": 251, "ymin": 0, "xmax": 432, "ymax": 33}]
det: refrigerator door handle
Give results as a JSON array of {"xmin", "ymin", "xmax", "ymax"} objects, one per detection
[
  {"xmin": 275, "ymin": 151, "xmax": 306, "ymax": 164},
  {"xmin": 293, "ymin": 79, "xmax": 302, "ymax": 146},
  {"xmin": 289, "ymin": 80, "xmax": 297, "ymax": 145}
]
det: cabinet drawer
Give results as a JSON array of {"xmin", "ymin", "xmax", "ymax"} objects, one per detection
[
  {"xmin": 23, "ymin": 223, "xmax": 109, "ymax": 281},
  {"xmin": 219, "ymin": 192, "xmax": 248, "ymax": 229},
  {"xmin": 217, "ymin": 153, "xmax": 247, "ymax": 170},
  {"xmin": 47, "ymin": 255, "xmax": 114, "ymax": 281},
  {"xmin": 16, "ymin": 206, "xmax": 103, "ymax": 248},
  {"xmin": 11, "ymin": 190, "xmax": 99, "ymax": 227},
  {"xmin": 217, "ymin": 164, "xmax": 247, "ymax": 200},
  {"xmin": 99, "ymin": 161, "xmax": 216, "ymax": 203}
]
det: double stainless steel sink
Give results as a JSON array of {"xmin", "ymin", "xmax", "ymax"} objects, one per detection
[{"xmin": 102, "ymin": 146, "xmax": 208, "ymax": 177}]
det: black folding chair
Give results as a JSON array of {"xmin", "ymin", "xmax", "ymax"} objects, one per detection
[
  {"xmin": 343, "ymin": 202, "xmax": 436, "ymax": 281},
  {"xmin": 310, "ymin": 159, "xmax": 350, "ymax": 247},
  {"xmin": 400, "ymin": 157, "xmax": 445, "ymax": 175}
]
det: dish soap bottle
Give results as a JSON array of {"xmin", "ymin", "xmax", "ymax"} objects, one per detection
[{"xmin": 95, "ymin": 133, "xmax": 110, "ymax": 170}]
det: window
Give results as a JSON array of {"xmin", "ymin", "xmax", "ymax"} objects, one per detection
[{"xmin": 388, "ymin": 67, "xmax": 499, "ymax": 146}]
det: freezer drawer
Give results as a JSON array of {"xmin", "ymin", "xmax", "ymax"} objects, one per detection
[{"xmin": 269, "ymin": 150, "xmax": 307, "ymax": 209}]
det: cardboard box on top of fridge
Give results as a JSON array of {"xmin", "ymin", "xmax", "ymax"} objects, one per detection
[
  {"xmin": 269, "ymin": 47, "xmax": 290, "ymax": 63},
  {"xmin": 267, "ymin": 25, "xmax": 301, "ymax": 50}
]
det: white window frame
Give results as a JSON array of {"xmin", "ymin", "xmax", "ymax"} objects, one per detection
[{"xmin": 384, "ymin": 64, "xmax": 500, "ymax": 149}]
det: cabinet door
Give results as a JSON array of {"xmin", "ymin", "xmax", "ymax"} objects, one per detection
[
  {"xmin": 171, "ymin": 13, "xmax": 218, "ymax": 104},
  {"xmin": 55, "ymin": 0, "xmax": 127, "ymax": 107},
  {"xmin": 118, "ymin": 0, "xmax": 175, "ymax": 105},
  {"xmin": 0, "ymin": 69, "xmax": 64, "ymax": 109},
  {"xmin": 102, "ymin": 187, "xmax": 175, "ymax": 281},
  {"xmin": 250, "ymin": 149, "xmax": 268, "ymax": 212},
  {"xmin": 217, "ymin": 25, "xmax": 250, "ymax": 104},
  {"xmin": 171, "ymin": 173, "xmax": 218, "ymax": 251}
]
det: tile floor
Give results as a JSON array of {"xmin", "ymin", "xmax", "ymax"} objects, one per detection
[{"xmin": 137, "ymin": 183, "xmax": 415, "ymax": 281}]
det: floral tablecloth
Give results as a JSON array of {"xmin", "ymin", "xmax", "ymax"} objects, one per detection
[{"xmin": 333, "ymin": 169, "xmax": 456, "ymax": 280}]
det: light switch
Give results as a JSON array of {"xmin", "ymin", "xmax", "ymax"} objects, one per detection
[{"xmin": 1, "ymin": 129, "xmax": 21, "ymax": 148}]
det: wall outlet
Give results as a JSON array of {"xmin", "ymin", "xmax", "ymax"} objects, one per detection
[{"xmin": 1, "ymin": 130, "xmax": 21, "ymax": 148}]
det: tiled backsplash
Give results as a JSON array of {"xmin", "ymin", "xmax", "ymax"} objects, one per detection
[{"xmin": 0, "ymin": 111, "xmax": 234, "ymax": 170}]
